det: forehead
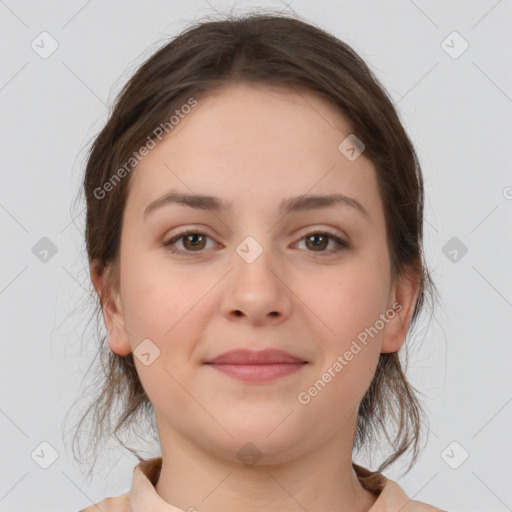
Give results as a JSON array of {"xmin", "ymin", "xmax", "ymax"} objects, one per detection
[{"xmin": 124, "ymin": 82, "xmax": 382, "ymax": 222}]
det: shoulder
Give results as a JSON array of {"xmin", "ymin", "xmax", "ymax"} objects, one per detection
[
  {"xmin": 401, "ymin": 499, "xmax": 446, "ymax": 511},
  {"xmin": 79, "ymin": 457, "xmax": 162, "ymax": 512},
  {"xmin": 403, "ymin": 501, "xmax": 446, "ymax": 512},
  {"xmin": 79, "ymin": 492, "xmax": 129, "ymax": 512},
  {"xmin": 377, "ymin": 479, "xmax": 445, "ymax": 511},
  {"xmin": 352, "ymin": 464, "xmax": 445, "ymax": 512}
]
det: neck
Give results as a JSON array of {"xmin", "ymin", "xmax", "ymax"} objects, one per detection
[{"xmin": 154, "ymin": 424, "xmax": 378, "ymax": 512}]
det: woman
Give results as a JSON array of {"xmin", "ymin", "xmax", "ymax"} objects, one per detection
[{"xmin": 75, "ymin": 12, "xmax": 443, "ymax": 511}]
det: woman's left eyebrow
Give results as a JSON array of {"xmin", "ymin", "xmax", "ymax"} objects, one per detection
[{"xmin": 143, "ymin": 190, "xmax": 371, "ymax": 222}]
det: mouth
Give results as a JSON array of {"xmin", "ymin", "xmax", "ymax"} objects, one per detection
[{"xmin": 203, "ymin": 349, "xmax": 308, "ymax": 382}]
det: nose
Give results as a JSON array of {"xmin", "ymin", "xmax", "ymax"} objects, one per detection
[{"xmin": 220, "ymin": 238, "xmax": 292, "ymax": 326}]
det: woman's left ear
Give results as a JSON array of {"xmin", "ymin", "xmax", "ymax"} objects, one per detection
[{"xmin": 381, "ymin": 269, "xmax": 420, "ymax": 354}]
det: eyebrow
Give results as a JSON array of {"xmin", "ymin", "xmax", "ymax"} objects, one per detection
[{"xmin": 143, "ymin": 190, "xmax": 370, "ymax": 220}]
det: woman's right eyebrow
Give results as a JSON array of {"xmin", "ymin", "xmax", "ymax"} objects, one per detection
[{"xmin": 143, "ymin": 190, "xmax": 371, "ymax": 222}]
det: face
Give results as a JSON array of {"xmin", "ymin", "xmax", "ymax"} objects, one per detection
[{"xmin": 94, "ymin": 82, "xmax": 417, "ymax": 465}]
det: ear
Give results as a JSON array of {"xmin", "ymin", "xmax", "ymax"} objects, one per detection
[
  {"xmin": 380, "ymin": 268, "xmax": 420, "ymax": 354},
  {"xmin": 90, "ymin": 261, "xmax": 132, "ymax": 356}
]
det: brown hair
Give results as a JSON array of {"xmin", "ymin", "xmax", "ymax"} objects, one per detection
[{"xmin": 65, "ymin": 10, "xmax": 439, "ymax": 480}]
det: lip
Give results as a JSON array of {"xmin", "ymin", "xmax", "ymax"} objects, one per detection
[
  {"xmin": 204, "ymin": 349, "xmax": 306, "ymax": 365},
  {"xmin": 204, "ymin": 349, "xmax": 308, "ymax": 382}
]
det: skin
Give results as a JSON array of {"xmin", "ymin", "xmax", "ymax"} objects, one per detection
[{"xmin": 91, "ymin": 82, "xmax": 419, "ymax": 512}]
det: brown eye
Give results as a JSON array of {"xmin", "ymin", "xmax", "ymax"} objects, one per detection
[
  {"xmin": 305, "ymin": 233, "xmax": 329, "ymax": 251},
  {"xmin": 163, "ymin": 229, "xmax": 349, "ymax": 256},
  {"xmin": 296, "ymin": 231, "xmax": 349, "ymax": 255},
  {"xmin": 163, "ymin": 230, "xmax": 213, "ymax": 254},
  {"xmin": 181, "ymin": 233, "xmax": 207, "ymax": 251}
]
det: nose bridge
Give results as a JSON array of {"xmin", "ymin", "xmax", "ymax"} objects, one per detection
[
  {"xmin": 227, "ymin": 200, "xmax": 279, "ymax": 267},
  {"xmin": 232, "ymin": 231, "xmax": 281, "ymax": 288},
  {"xmin": 221, "ymin": 229, "xmax": 291, "ymax": 322}
]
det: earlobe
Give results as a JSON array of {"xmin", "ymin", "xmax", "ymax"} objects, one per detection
[
  {"xmin": 380, "ymin": 270, "xmax": 420, "ymax": 354},
  {"xmin": 90, "ymin": 261, "xmax": 132, "ymax": 356},
  {"xmin": 106, "ymin": 313, "xmax": 132, "ymax": 356}
]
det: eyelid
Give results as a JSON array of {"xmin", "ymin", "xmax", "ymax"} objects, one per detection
[
  {"xmin": 292, "ymin": 229, "xmax": 349, "ymax": 252},
  {"xmin": 163, "ymin": 228, "xmax": 218, "ymax": 250},
  {"xmin": 164, "ymin": 224, "xmax": 347, "ymax": 242},
  {"xmin": 162, "ymin": 225, "xmax": 350, "ymax": 255},
  {"xmin": 294, "ymin": 225, "xmax": 347, "ymax": 241}
]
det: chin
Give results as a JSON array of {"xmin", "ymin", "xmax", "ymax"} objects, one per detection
[{"xmin": 221, "ymin": 427, "xmax": 306, "ymax": 465}]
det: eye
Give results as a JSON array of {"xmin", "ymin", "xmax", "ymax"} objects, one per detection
[
  {"xmin": 294, "ymin": 231, "xmax": 349, "ymax": 255},
  {"xmin": 163, "ymin": 229, "xmax": 349, "ymax": 256},
  {"xmin": 163, "ymin": 229, "xmax": 216, "ymax": 254}
]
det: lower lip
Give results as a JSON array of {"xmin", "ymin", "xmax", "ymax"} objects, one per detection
[{"xmin": 205, "ymin": 363, "xmax": 307, "ymax": 382}]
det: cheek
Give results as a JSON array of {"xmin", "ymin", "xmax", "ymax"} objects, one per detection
[
  {"xmin": 307, "ymin": 351, "xmax": 380, "ymax": 432},
  {"xmin": 120, "ymin": 254, "xmax": 206, "ymax": 352},
  {"xmin": 120, "ymin": 252, "xmax": 227, "ymax": 391},
  {"xmin": 299, "ymin": 258, "xmax": 390, "ymax": 344},
  {"xmin": 293, "ymin": 251, "xmax": 389, "ymax": 404},
  {"xmin": 120, "ymin": 260, "xmax": 208, "ymax": 410}
]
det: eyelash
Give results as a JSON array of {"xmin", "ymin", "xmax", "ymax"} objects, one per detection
[{"xmin": 162, "ymin": 229, "xmax": 350, "ymax": 256}]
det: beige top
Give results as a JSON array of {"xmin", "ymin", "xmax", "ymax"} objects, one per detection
[{"xmin": 80, "ymin": 457, "xmax": 444, "ymax": 511}]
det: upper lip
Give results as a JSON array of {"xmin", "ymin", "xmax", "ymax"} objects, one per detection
[{"xmin": 204, "ymin": 349, "xmax": 307, "ymax": 365}]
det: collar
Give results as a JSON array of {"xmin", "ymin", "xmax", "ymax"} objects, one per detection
[
  {"xmin": 128, "ymin": 457, "xmax": 416, "ymax": 512},
  {"xmin": 83, "ymin": 456, "xmax": 432, "ymax": 511}
]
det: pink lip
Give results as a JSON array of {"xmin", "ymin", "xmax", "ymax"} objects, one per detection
[{"xmin": 204, "ymin": 349, "xmax": 308, "ymax": 382}]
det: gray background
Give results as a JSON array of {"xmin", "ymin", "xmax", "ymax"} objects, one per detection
[{"xmin": 1, "ymin": 1, "xmax": 511, "ymax": 511}]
